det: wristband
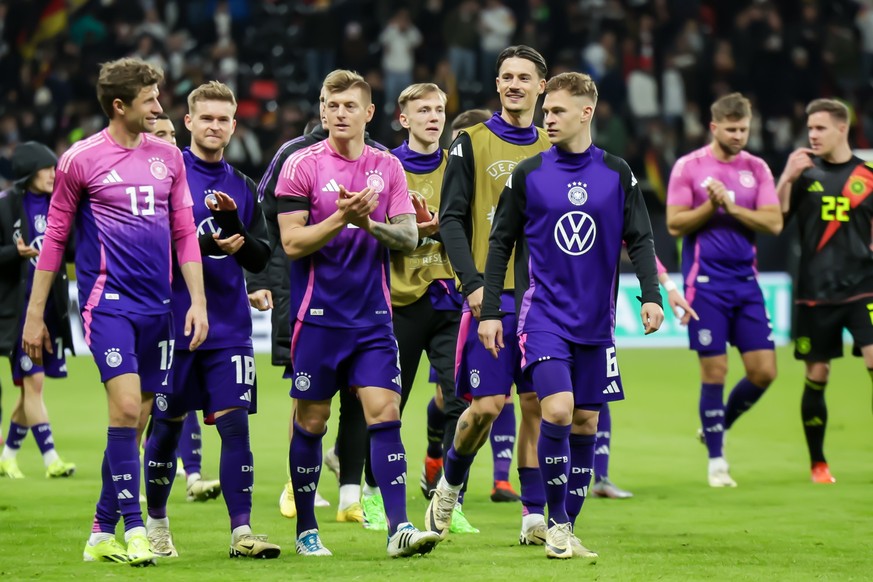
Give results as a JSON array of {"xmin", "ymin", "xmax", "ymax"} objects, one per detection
[{"xmin": 662, "ymin": 279, "xmax": 677, "ymax": 292}]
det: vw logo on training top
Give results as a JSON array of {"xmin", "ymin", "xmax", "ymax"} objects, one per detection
[
  {"xmin": 554, "ymin": 211, "xmax": 596, "ymax": 256},
  {"xmin": 196, "ymin": 217, "xmax": 229, "ymax": 260}
]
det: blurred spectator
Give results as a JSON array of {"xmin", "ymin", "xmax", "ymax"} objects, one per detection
[
  {"xmin": 379, "ymin": 8, "xmax": 422, "ymax": 114},
  {"xmin": 443, "ymin": 0, "xmax": 479, "ymax": 88},
  {"xmin": 479, "ymin": 0, "xmax": 516, "ymax": 79}
]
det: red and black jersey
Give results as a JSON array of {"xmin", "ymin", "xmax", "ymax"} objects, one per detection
[{"xmin": 788, "ymin": 155, "xmax": 873, "ymax": 304}]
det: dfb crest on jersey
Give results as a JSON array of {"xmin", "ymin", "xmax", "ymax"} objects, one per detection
[
  {"xmin": 698, "ymin": 329, "xmax": 712, "ymax": 347},
  {"xmin": 149, "ymin": 157, "xmax": 169, "ymax": 180},
  {"xmin": 204, "ymin": 189, "xmax": 219, "ymax": 209},
  {"xmin": 295, "ymin": 372, "xmax": 312, "ymax": 392},
  {"xmin": 105, "ymin": 348, "xmax": 123, "ymax": 368},
  {"xmin": 365, "ymin": 169, "xmax": 385, "ymax": 193},
  {"xmin": 34, "ymin": 214, "xmax": 47, "ymax": 233},
  {"xmin": 738, "ymin": 170, "xmax": 756, "ymax": 189},
  {"xmin": 567, "ymin": 181, "xmax": 588, "ymax": 206},
  {"xmin": 20, "ymin": 355, "xmax": 33, "ymax": 372},
  {"xmin": 155, "ymin": 395, "xmax": 168, "ymax": 412},
  {"xmin": 469, "ymin": 369, "xmax": 481, "ymax": 389}
]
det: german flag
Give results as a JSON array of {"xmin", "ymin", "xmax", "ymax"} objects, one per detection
[{"xmin": 15, "ymin": 0, "xmax": 87, "ymax": 60}]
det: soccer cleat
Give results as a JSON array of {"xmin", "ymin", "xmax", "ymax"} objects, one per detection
[
  {"xmin": 175, "ymin": 458, "xmax": 185, "ymax": 478},
  {"xmin": 707, "ymin": 457, "xmax": 737, "ymax": 488},
  {"xmin": 126, "ymin": 533, "xmax": 157, "ymax": 567},
  {"xmin": 46, "ymin": 458, "xmax": 76, "ymax": 478},
  {"xmin": 423, "ymin": 485, "xmax": 458, "ymax": 540},
  {"xmin": 569, "ymin": 533, "xmax": 598, "ymax": 560},
  {"xmin": 490, "ymin": 479, "xmax": 521, "ymax": 502},
  {"xmin": 362, "ymin": 494, "xmax": 388, "ymax": 531},
  {"xmin": 387, "ymin": 522, "xmax": 441, "ymax": 558},
  {"xmin": 83, "ymin": 538, "xmax": 128, "ymax": 563},
  {"xmin": 420, "ymin": 456, "xmax": 443, "ymax": 500},
  {"xmin": 324, "ymin": 446, "xmax": 341, "ymax": 481},
  {"xmin": 147, "ymin": 526, "xmax": 178, "ymax": 558},
  {"xmin": 337, "ymin": 501, "xmax": 364, "ymax": 523},
  {"xmin": 449, "ymin": 504, "xmax": 479, "ymax": 534},
  {"xmin": 295, "ymin": 529, "xmax": 332, "ymax": 556},
  {"xmin": 0, "ymin": 457, "xmax": 25, "ymax": 479},
  {"xmin": 314, "ymin": 490, "xmax": 330, "ymax": 508},
  {"xmin": 279, "ymin": 480, "xmax": 297, "ymax": 518},
  {"xmin": 811, "ymin": 462, "xmax": 836, "ymax": 484},
  {"xmin": 519, "ymin": 516, "xmax": 548, "ymax": 546},
  {"xmin": 544, "ymin": 521, "xmax": 573, "ymax": 559},
  {"xmin": 186, "ymin": 478, "xmax": 221, "ymax": 502},
  {"xmin": 229, "ymin": 533, "xmax": 281, "ymax": 559},
  {"xmin": 592, "ymin": 477, "xmax": 633, "ymax": 499}
]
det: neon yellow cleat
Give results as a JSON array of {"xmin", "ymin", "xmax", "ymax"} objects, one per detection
[
  {"xmin": 0, "ymin": 458, "xmax": 25, "ymax": 479},
  {"xmin": 279, "ymin": 479, "xmax": 297, "ymax": 518},
  {"xmin": 46, "ymin": 458, "xmax": 76, "ymax": 478},
  {"xmin": 83, "ymin": 538, "xmax": 128, "ymax": 563},
  {"xmin": 449, "ymin": 505, "xmax": 479, "ymax": 534},
  {"xmin": 362, "ymin": 494, "xmax": 388, "ymax": 531},
  {"xmin": 336, "ymin": 501, "xmax": 364, "ymax": 523},
  {"xmin": 126, "ymin": 533, "xmax": 157, "ymax": 567}
]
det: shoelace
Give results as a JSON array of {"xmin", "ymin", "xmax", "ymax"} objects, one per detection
[
  {"xmin": 435, "ymin": 490, "xmax": 455, "ymax": 521},
  {"xmin": 300, "ymin": 533, "xmax": 323, "ymax": 551}
]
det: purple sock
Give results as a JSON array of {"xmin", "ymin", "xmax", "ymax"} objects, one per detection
[
  {"xmin": 593, "ymin": 403, "xmax": 611, "ymax": 481},
  {"xmin": 92, "ymin": 450, "xmax": 120, "ymax": 533},
  {"xmin": 178, "ymin": 413, "xmax": 202, "ymax": 476},
  {"xmin": 145, "ymin": 419, "xmax": 183, "ymax": 519},
  {"xmin": 566, "ymin": 433, "xmax": 595, "ymax": 527},
  {"xmin": 290, "ymin": 421, "xmax": 324, "ymax": 535},
  {"xmin": 444, "ymin": 444, "xmax": 476, "ymax": 487},
  {"xmin": 216, "ymin": 410, "xmax": 253, "ymax": 531},
  {"xmin": 30, "ymin": 423, "xmax": 55, "ymax": 455},
  {"xmin": 426, "ymin": 398, "xmax": 446, "ymax": 459},
  {"xmin": 518, "ymin": 467, "xmax": 546, "ymax": 517},
  {"xmin": 369, "ymin": 421, "xmax": 408, "ymax": 534},
  {"xmin": 106, "ymin": 427, "xmax": 144, "ymax": 531},
  {"xmin": 538, "ymin": 420, "xmax": 570, "ymax": 524},
  {"xmin": 6, "ymin": 422, "xmax": 28, "ymax": 450},
  {"xmin": 725, "ymin": 378, "xmax": 766, "ymax": 429},
  {"xmin": 490, "ymin": 402, "xmax": 516, "ymax": 482},
  {"xmin": 700, "ymin": 383, "xmax": 725, "ymax": 458}
]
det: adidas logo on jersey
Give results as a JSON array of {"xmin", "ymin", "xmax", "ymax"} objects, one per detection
[
  {"xmin": 807, "ymin": 181, "xmax": 824, "ymax": 192},
  {"xmin": 102, "ymin": 169, "xmax": 123, "ymax": 184},
  {"xmin": 496, "ymin": 449, "xmax": 513, "ymax": 460},
  {"xmin": 450, "ymin": 144, "xmax": 463, "ymax": 157},
  {"xmin": 322, "ymin": 179, "xmax": 341, "ymax": 192},
  {"xmin": 390, "ymin": 473, "xmax": 407, "ymax": 485},
  {"xmin": 602, "ymin": 380, "xmax": 620, "ymax": 394},
  {"xmin": 117, "ymin": 489, "xmax": 134, "ymax": 500}
]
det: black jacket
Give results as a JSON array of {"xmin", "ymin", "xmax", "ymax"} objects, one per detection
[
  {"xmin": 246, "ymin": 127, "xmax": 386, "ymax": 366},
  {"xmin": 0, "ymin": 184, "xmax": 74, "ymax": 356}
]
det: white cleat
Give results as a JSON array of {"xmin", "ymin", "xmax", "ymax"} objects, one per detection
[
  {"xmin": 519, "ymin": 515, "xmax": 548, "ymax": 546},
  {"xmin": 544, "ymin": 521, "xmax": 573, "ymax": 559},
  {"xmin": 387, "ymin": 522, "xmax": 441, "ymax": 558},
  {"xmin": 569, "ymin": 533, "xmax": 598, "ymax": 560},
  {"xmin": 314, "ymin": 490, "xmax": 331, "ymax": 508},
  {"xmin": 146, "ymin": 525, "xmax": 178, "ymax": 558},
  {"xmin": 423, "ymin": 484, "xmax": 459, "ymax": 540},
  {"xmin": 324, "ymin": 446, "xmax": 341, "ymax": 481},
  {"xmin": 708, "ymin": 457, "xmax": 737, "ymax": 488},
  {"xmin": 186, "ymin": 478, "xmax": 221, "ymax": 502},
  {"xmin": 296, "ymin": 529, "xmax": 332, "ymax": 556}
]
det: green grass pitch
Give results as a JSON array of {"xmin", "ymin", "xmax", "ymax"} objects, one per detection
[{"xmin": 1, "ymin": 346, "xmax": 871, "ymax": 581}]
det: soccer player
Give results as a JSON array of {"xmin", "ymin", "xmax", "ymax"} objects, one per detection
[
  {"xmin": 276, "ymin": 69, "xmax": 441, "ymax": 558},
  {"xmin": 143, "ymin": 81, "xmax": 278, "ymax": 559},
  {"xmin": 666, "ymin": 92, "xmax": 782, "ymax": 487},
  {"xmin": 479, "ymin": 71, "xmax": 663, "ymax": 558},
  {"xmin": 0, "ymin": 141, "xmax": 76, "ymax": 479},
  {"xmin": 148, "ymin": 113, "xmax": 219, "ymax": 500},
  {"xmin": 390, "ymin": 85, "xmax": 477, "ymax": 533},
  {"xmin": 427, "ymin": 45, "xmax": 551, "ymax": 544},
  {"xmin": 776, "ymin": 98, "xmax": 873, "ymax": 484},
  {"xmin": 21, "ymin": 58, "xmax": 208, "ymax": 567}
]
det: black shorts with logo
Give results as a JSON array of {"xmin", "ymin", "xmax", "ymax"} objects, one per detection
[{"xmin": 793, "ymin": 300, "xmax": 873, "ymax": 361}]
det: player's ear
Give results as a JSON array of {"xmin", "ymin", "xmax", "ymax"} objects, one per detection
[
  {"xmin": 184, "ymin": 114, "xmax": 193, "ymax": 131},
  {"xmin": 112, "ymin": 98, "xmax": 126, "ymax": 118},
  {"xmin": 537, "ymin": 78, "xmax": 546, "ymax": 95},
  {"xmin": 365, "ymin": 103, "xmax": 375, "ymax": 123},
  {"xmin": 398, "ymin": 111, "xmax": 410, "ymax": 129}
]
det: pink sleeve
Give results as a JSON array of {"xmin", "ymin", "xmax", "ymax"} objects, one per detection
[
  {"xmin": 666, "ymin": 156, "xmax": 694, "ymax": 207},
  {"xmin": 36, "ymin": 156, "xmax": 81, "ymax": 273},
  {"xmin": 386, "ymin": 156, "xmax": 414, "ymax": 219},
  {"xmin": 169, "ymin": 153, "xmax": 200, "ymax": 265},
  {"xmin": 276, "ymin": 152, "xmax": 313, "ymax": 211},
  {"xmin": 753, "ymin": 157, "xmax": 779, "ymax": 207},
  {"xmin": 654, "ymin": 254, "xmax": 667, "ymax": 276}
]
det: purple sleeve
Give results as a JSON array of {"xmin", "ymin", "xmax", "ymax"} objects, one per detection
[
  {"xmin": 666, "ymin": 156, "xmax": 694, "ymax": 207},
  {"xmin": 36, "ymin": 156, "xmax": 80, "ymax": 273},
  {"xmin": 169, "ymin": 152, "xmax": 200, "ymax": 264},
  {"xmin": 753, "ymin": 157, "xmax": 779, "ymax": 207},
  {"xmin": 386, "ymin": 156, "xmax": 414, "ymax": 219}
]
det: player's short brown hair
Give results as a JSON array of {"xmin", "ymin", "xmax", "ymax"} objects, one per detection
[
  {"xmin": 451, "ymin": 109, "xmax": 491, "ymax": 132},
  {"xmin": 322, "ymin": 70, "xmax": 371, "ymax": 104},
  {"xmin": 495, "ymin": 45, "xmax": 548, "ymax": 79},
  {"xmin": 544, "ymin": 72, "xmax": 598, "ymax": 104},
  {"xmin": 96, "ymin": 58, "xmax": 164, "ymax": 119},
  {"xmin": 806, "ymin": 98, "xmax": 850, "ymax": 125},
  {"xmin": 710, "ymin": 92, "xmax": 751, "ymax": 122},
  {"xmin": 187, "ymin": 80, "xmax": 237, "ymax": 114},
  {"xmin": 398, "ymin": 83, "xmax": 447, "ymax": 112}
]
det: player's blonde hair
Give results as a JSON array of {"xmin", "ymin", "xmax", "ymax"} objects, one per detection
[
  {"xmin": 322, "ymin": 70, "xmax": 372, "ymax": 105},
  {"xmin": 397, "ymin": 83, "xmax": 447, "ymax": 112},
  {"xmin": 96, "ymin": 58, "xmax": 164, "ymax": 119},
  {"xmin": 187, "ymin": 81, "xmax": 237, "ymax": 114},
  {"xmin": 710, "ymin": 93, "xmax": 751, "ymax": 122},
  {"xmin": 544, "ymin": 72, "xmax": 598, "ymax": 104},
  {"xmin": 806, "ymin": 98, "xmax": 850, "ymax": 125}
]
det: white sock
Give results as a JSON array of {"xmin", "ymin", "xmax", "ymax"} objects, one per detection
[
  {"xmin": 438, "ymin": 476, "xmax": 463, "ymax": 493},
  {"xmin": 43, "ymin": 448, "xmax": 60, "ymax": 467},
  {"xmin": 88, "ymin": 532, "xmax": 114, "ymax": 545},
  {"xmin": 522, "ymin": 513, "xmax": 545, "ymax": 531},
  {"xmin": 0, "ymin": 445, "xmax": 18, "ymax": 461},
  {"xmin": 186, "ymin": 472, "xmax": 202, "ymax": 487},
  {"xmin": 362, "ymin": 484, "xmax": 379, "ymax": 497},
  {"xmin": 231, "ymin": 524, "xmax": 252, "ymax": 542},
  {"xmin": 338, "ymin": 484, "xmax": 361, "ymax": 509},
  {"xmin": 124, "ymin": 526, "xmax": 146, "ymax": 542},
  {"xmin": 146, "ymin": 516, "xmax": 169, "ymax": 532}
]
